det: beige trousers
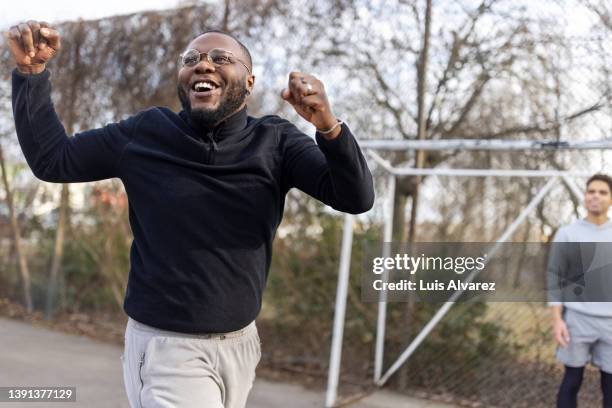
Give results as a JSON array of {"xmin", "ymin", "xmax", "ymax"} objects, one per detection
[{"xmin": 121, "ymin": 317, "xmax": 261, "ymax": 408}]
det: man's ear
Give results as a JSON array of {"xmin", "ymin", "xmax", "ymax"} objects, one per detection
[{"xmin": 247, "ymin": 74, "xmax": 255, "ymax": 95}]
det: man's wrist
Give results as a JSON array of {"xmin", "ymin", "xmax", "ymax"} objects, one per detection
[
  {"xmin": 316, "ymin": 118, "xmax": 343, "ymax": 140},
  {"xmin": 551, "ymin": 305, "xmax": 563, "ymax": 322},
  {"xmin": 16, "ymin": 64, "xmax": 46, "ymax": 75},
  {"xmin": 317, "ymin": 114, "xmax": 339, "ymax": 131},
  {"xmin": 318, "ymin": 123, "xmax": 342, "ymax": 140}
]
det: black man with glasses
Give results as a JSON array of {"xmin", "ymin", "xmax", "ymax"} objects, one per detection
[{"xmin": 9, "ymin": 22, "xmax": 374, "ymax": 408}]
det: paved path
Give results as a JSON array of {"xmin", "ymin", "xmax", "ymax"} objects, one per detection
[{"xmin": 0, "ymin": 317, "xmax": 453, "ymax": 407}]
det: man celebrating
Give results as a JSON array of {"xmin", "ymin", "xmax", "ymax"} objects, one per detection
[
  {"xmin": 8, "ymin": 21, "xmax": 374, "ymax": 408},
  {"xmin": 548, "ymin": 174, "xmax": 612, "ymax": 408}
]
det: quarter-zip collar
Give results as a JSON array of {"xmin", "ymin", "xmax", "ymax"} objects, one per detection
[{"xmin": 179, "ymin": 106, "xmax": 248, "ymax": 143}]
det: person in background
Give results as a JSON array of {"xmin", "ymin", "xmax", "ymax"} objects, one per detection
[{"xmin": 548, "ymin": 173, "xmax": 612, "ymax": 408}]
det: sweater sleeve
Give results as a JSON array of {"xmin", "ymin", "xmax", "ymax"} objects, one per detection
[
  {"xmin": 279, "ymin": 119, "xmax": 375, "ymax": 214},
  {"xmin": 547, "ymin": 227, "xmax": 568, "ymax": 306},
  {"xmin": 11, "ymin": 68, "xmax": 137, "ymax": 183}
]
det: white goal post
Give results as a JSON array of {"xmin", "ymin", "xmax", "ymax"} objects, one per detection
[{"xmin": 324, "ymin": 138, "xmax": 612, "ymax": 407}]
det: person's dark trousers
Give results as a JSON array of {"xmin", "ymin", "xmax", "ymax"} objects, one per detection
[
  {"xmin": 603, "ymin": 370, "xmax": 612, "ymax": 408},
  {"xmin": 557, "ymin": 366, "xmax": 584, "ymax": 408},
  {"xmin": 557, "ymin": 367, "xmax": 612, "ymax": 408}
]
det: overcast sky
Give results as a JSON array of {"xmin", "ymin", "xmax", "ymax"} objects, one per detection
[{"xmin": 2, "ymin": 0, "xmax": 184, "ymax": 30}]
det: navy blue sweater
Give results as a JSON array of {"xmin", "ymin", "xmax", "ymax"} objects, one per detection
[{"xmin": 11, "ymin": 68, "xmax": 374, "ymax": 333}]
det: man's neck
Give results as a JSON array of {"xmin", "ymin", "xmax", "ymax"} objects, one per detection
[
  {"xmin": 586, "ymin": 212, "xmax": 610, "ymax": 226},
  {"xmin": 184, "ymin": 105, "xmax": 247, "ymax": 135}
]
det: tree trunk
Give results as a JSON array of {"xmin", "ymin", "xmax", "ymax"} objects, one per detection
[
  {"xmin": 222, "ymin": 0, "xmax": 231, "ymax": 31},
  {"xmin": 45, "ymin": 183, "xmax": 70, "ymax": 319},
  {"xmin": 399, "ymin": 0, "xmax": 432, "ymax": 390},
  {"xmin": 45, "ymin": 21, "xmax": 85, "ymax": 319},
  {"xmin": 0, "ymin": 145, "xmax": 33, "ymax": 312}
]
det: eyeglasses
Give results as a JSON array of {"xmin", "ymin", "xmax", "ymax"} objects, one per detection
[{"xmin": 179, "ymin": 48, "xmax": 251, "ymax": 73}]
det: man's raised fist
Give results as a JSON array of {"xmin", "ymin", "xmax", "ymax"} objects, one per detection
[{"xmin": 6, "ymin": 20, "xmax": 61, "ymax": 75}]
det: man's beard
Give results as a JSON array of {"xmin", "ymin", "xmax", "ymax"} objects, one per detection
[{"xmin": 177, "ymin": 79, "xmax": 248, "ymax": 128}]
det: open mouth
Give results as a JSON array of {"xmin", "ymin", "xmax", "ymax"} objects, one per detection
[{"xmin": 191, "ymin": 80, "xmax": 222, "ymax": 98}]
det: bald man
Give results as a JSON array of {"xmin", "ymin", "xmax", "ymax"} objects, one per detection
[{"xmin": 8, "ymin": 21, "xmax": 374, "ymax": 408}]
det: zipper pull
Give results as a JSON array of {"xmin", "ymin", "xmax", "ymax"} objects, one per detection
[
  {"xmin": 204, "ymin": 131, "xmax": 217, "ymax": 164},
  {"xmin": 206, "ymin": 131, "xmax": 218, "ymax": 152}
]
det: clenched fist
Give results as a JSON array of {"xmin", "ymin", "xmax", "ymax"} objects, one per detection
[
  {"xmin": 6, "ymin": 20, "xmax": 61, "ymax": 75},
  {"xmin": 280, "ymin": 72, "xmax": 341, "ymax": 139}
]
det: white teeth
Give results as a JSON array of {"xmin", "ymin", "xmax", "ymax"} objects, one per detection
[{"xmin": 193, "ymin": 81, "xmax": 217, "ymax": 92}]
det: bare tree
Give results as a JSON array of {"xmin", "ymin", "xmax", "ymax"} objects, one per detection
[
  {"xmin": 583, "ymin": 0, "xmax": 612, "ymax": 31},
  {"xmin": 0, "ymin": 143, "xmax": 32, "ymax": 312},
  {"xmin": 44, "ymin": 21, "xmax": 89, "ymax": 319}
]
